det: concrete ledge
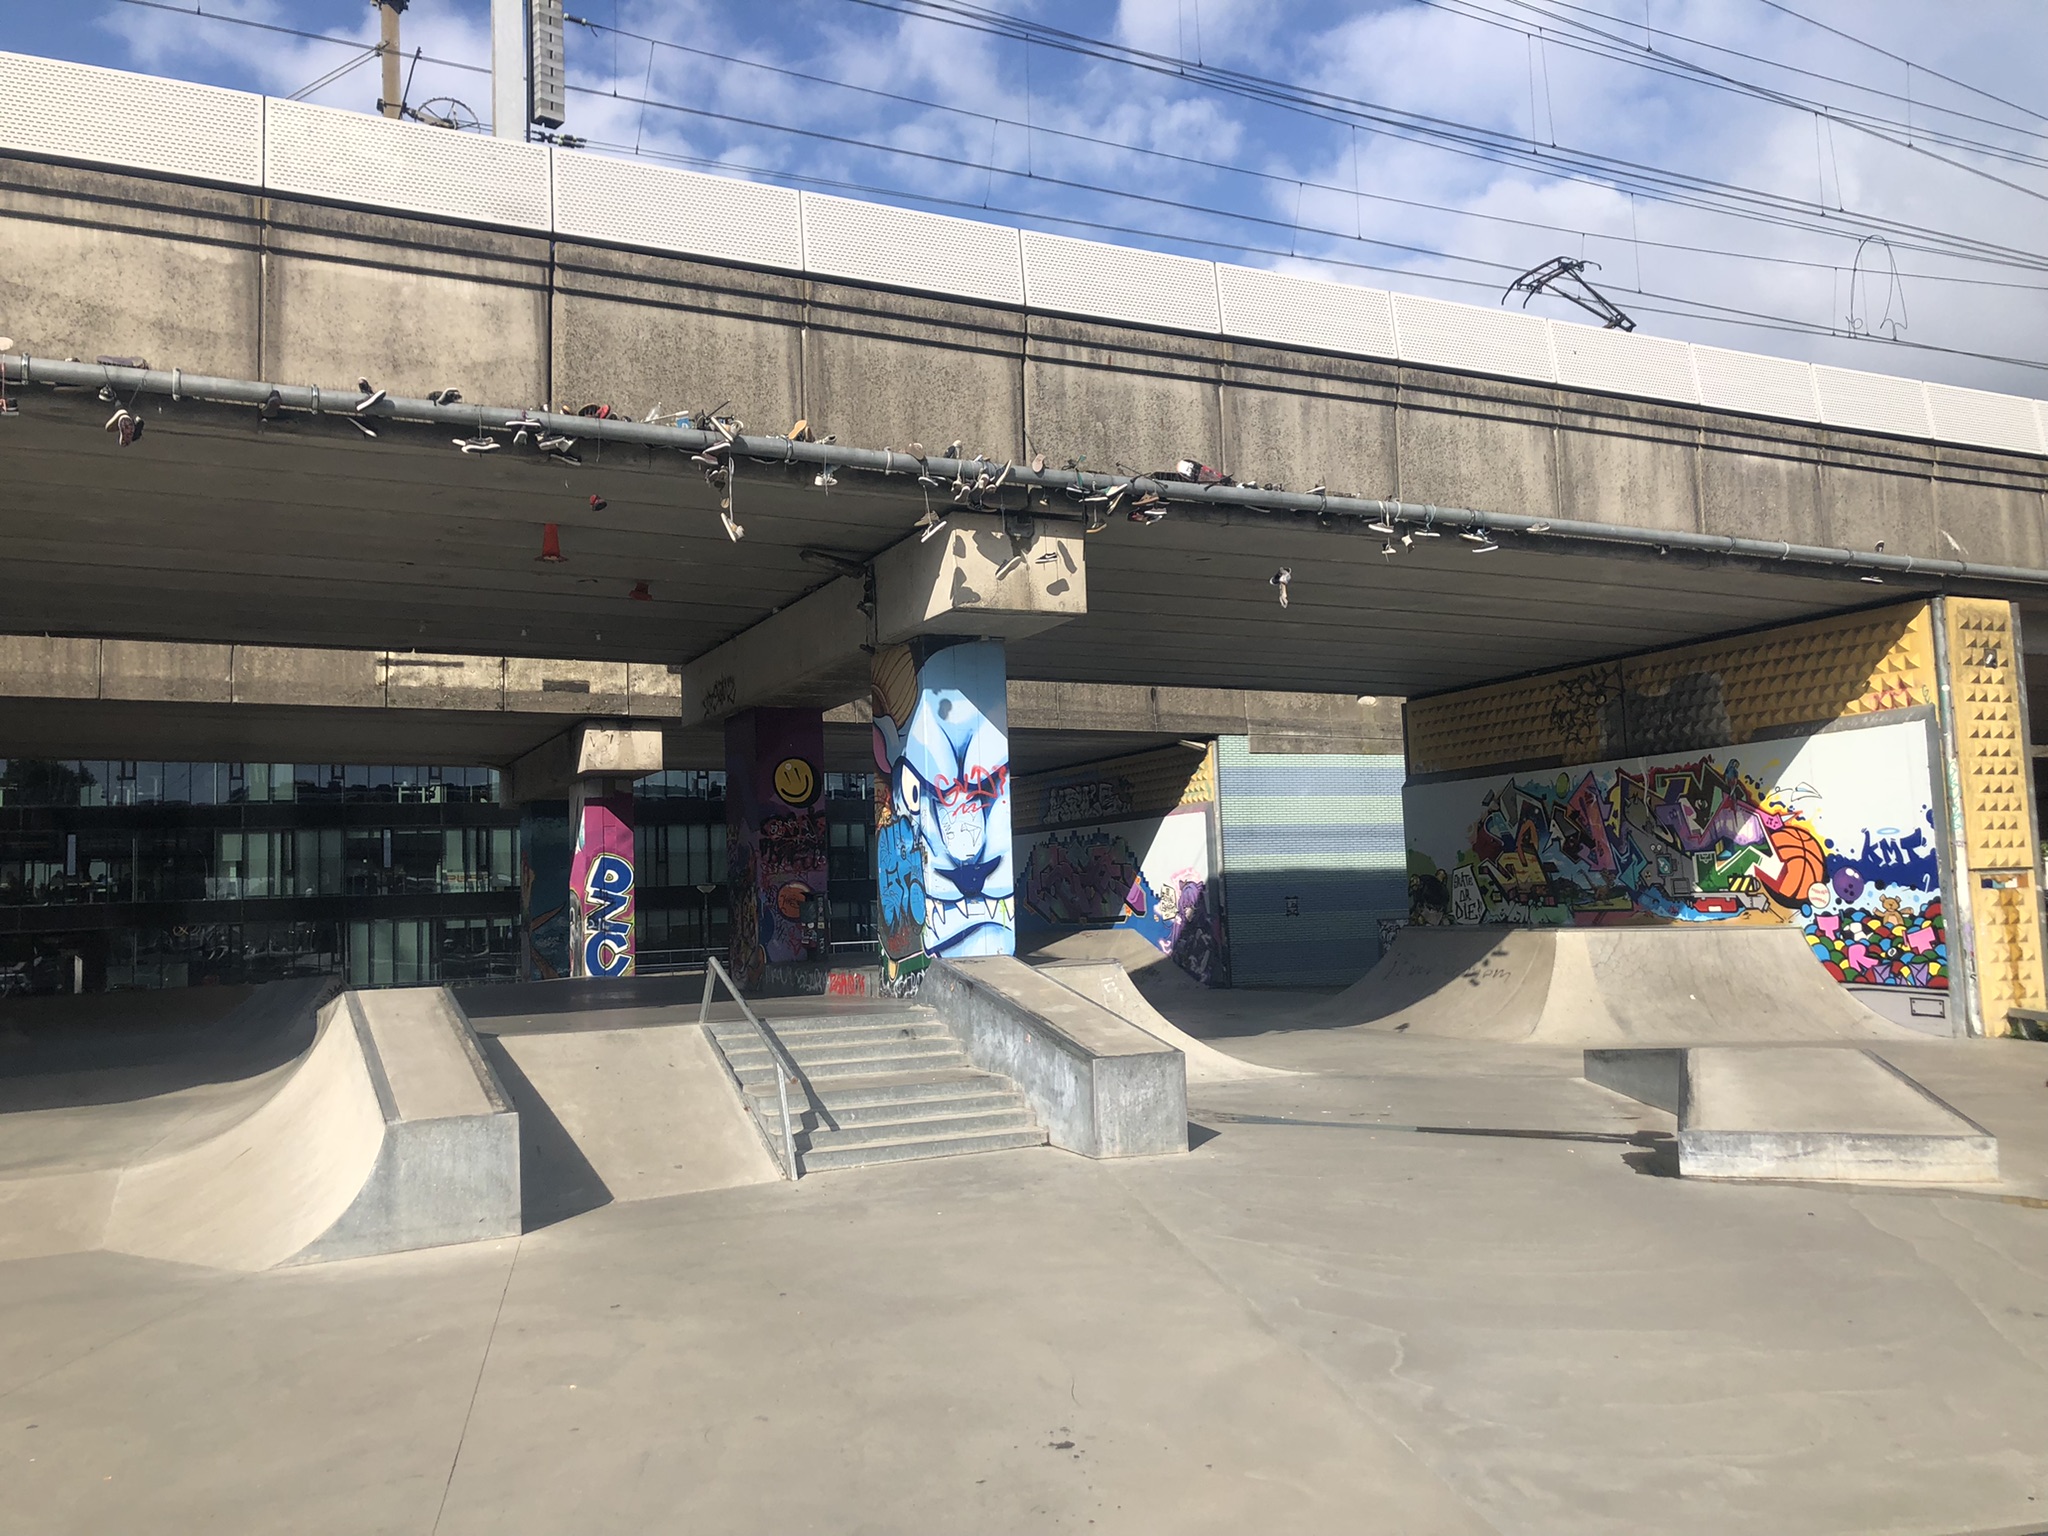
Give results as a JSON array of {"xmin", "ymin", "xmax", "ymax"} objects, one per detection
[
  {"xmin": 922, "ymin": 956, "xmax": 1186, "ymax": 1158},
  {"xmin": 1678, "ymin": 1127, "xmax": 1998, "ymax": 1183},
  {"xmin": 1590, "ymin": 1044, "xmax": 1998, "ymax": 1185},
  {"xmin": 1583, "ymin": 1047, "xmax": 1688, "ymax": 1115},
  {"xmin": 290, "ymin": 988, "xmax": 521, "ymax": 1263}
]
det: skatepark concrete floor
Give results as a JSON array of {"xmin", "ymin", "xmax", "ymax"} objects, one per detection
[{"xmin": 7, "ymin": 994, "xmax": 2048, "ymax": 1536}]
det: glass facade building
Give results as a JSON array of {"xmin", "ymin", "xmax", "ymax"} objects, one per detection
[{"xmin": 0, "ymin": 760, "xmax": 877, "ymax": 995}]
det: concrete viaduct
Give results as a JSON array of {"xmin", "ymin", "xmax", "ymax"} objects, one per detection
[{"xmin": 1, "ymin": 50, "xmax": 2045, "ymax": 1014}]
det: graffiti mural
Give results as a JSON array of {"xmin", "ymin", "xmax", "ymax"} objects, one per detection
[
  {"xmin": 1022, "ymin": 831, "xmax": 1143, "ymax": 925},
  {"xmin": 568, "ymin": 788, "xmax": 635, "ymax": 979},
  {"xmin": 1404, "ymin": 719, "xmax": 1947, "ymax": 999},
  {"xmin": 519, "ymin": 803, "xmax": 571, "ymax": 981},
  {"xmin": 1015, "ymin": 757, "xmax": 1220, "ymax": 987},
  {"xmin": 726, "ymin": 709, "xmax": 828, "ymax": 990},
  {"xmin": 872, "ymin": 638, "xmax": 1014, "ymax": 982}
]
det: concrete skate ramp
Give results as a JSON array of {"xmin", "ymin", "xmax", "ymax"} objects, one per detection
[
  {"xmin": 1019, "ymin": 928, "xmax": 1203, "ymax": 996},
  {"xmin": 1034, "ymin": 960, "xmax": 1293, "ymax": 1083},
  {"xmin": 1307, "ymin": 926, "xmax": 1926, "ymax": 1045},
  {"xmin": 484, "ymin": 1023, "xmax": 779, "ymax": 1227},
  {"xmin": 0, "ymin": 981, "xmax": 519, "ymax": 1270}
]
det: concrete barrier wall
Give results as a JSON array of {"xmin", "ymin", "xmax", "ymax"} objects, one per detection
[{"xmin": 922, "ymin": 957, "xmax": 1186, "ymax": 1158}]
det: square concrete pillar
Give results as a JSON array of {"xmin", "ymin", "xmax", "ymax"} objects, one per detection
[
  {"xmin": 725, "ymin": 708, "xmax": 829, "ymax": 991},
  {"xmin": 569, "ymin": 780, "xmax": 638, "ymax": 979},
  {"xmin": 871, "ymin": 637, "xmax": 1014, "ymax": 986}
]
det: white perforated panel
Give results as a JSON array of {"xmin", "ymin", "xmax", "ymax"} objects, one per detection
[
  {"xmin": 801, "ymin": 193, "xmax": 1021, "ymax": 305},
  {"xmin": 554, "ymin": 150, "xmax": 801, "ymax": 270},
  {"xmin": 264, "ymin": 98, "xmax": 550, "ymax": 230},
  {"xmin": 1215, "ymin": 265, "xmax": 1396, "ymax": 359},
  {"xmin": 1923, "ymin": 382, "xmax": 2043, "ymax": 456},
  {"xmin": 1021, "ymin": 230, "xmax": 1220, "ymax": 333},
  {"xmin": 1549, "ymin": 320, "xmax": 1698, "ymax": 405},
  {"xmin": 0, "ymin": 51, "xmax": 261, "ymax": 186},
  {"xmin": 1393, "ymin": 293, "xmax": 1555, "ymax": 383},
  {"xmin": 1814, "ymin": 364, "xmax": 1932, "ymax": 439},
  {"xmin": 1691, "ymin": 344, "xmax": 1818, "ymax": 423}
]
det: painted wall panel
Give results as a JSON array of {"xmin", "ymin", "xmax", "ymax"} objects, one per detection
[{"xmin": 1404, "ymin": 717, "xmax": 1950, "ymax": 1018}]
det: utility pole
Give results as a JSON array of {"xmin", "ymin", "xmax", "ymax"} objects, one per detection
[
  {"xmin": 491, "ymin": 0, "xmax": 526, "ymax": 139},
  {"xmin": 376, "ymin": 0, "xmax": 409, "ymax": 120}
]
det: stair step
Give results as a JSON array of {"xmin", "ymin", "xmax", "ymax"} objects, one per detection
[
  {"xmin": 804, "ymin": 1106, "xmax": 1038, "ymax": 1149},
  {"xmin": 799, "ymin": 1125, "xmax": 1049, "ymax": 1173},
  {"xmin": 747, "ymin": 1068, "xmax": 1017, "ymax": 1112},
  {"xmin": 808, "ymin": 1091, "xmax": 1027, "ymax": 1127},
  {"xmin": 726, "ymin": 1043, "xmax": 967, "ymax": 1077},
  {"xmin": 709, "ymin": 1021, "xmax": 952, "ymax": 1052}
]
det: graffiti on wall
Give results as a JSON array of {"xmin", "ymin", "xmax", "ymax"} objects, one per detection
[
  {"xmin": 1018, "ymin": 806, "xmax": 1225, "ymax": 987},
  {"xmin": 520, "ymin": 805, "xmax": 571, "ymax": 981},
  {"xmin": 569, "ymin": 789, "xmax": 635, "ymax": 979},
  {"xmin": 726, "ymin": 710, "xmax": 828, "ymax": 990},
  {"xmin": 1404, "ymin": 720, "xmax": 1947, "ymax": 996},
  {"xmin": 872, "ymin": 638, "xmax": 1014, "ymax": 982},
  {"xmin": 1022, "ymin": 831, "xmax": 1143, "ymax": 924}
]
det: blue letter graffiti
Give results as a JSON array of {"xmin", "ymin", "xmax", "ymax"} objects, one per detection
[{"xmin": 581, "ymin": 852, "xmax": 635, "ymax": 979}]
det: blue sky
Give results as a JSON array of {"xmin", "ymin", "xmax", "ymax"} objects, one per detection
[{"xmin": 13, "ymin": 0, "xmax": 2048, "ymax": 394}]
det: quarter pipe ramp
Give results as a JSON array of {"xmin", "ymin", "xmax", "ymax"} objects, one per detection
[{"xmin": 1306, "ymin": 926, "xmax": 1931, "ymax": 1045}]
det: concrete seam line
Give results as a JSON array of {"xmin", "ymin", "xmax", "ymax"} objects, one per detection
[
  {"xmin": 431, "ymin": 1235, "xmax": 521, "ymax": 1536},
  {"xmin": 11, "ymin": 352, "xmax": 2048, "ymax": 588}
]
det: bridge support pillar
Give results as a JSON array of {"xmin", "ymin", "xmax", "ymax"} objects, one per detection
[
  {"xmin": 511, "ymin": 725, "xmax": 662, "ymax": 981},
  {"xmin": 870, "ymin": 636, "xmax": 1015, "ymax": 987},
  {"xmin": 724, "ymin": 708, "xmax": 829, "ymax": 992}
]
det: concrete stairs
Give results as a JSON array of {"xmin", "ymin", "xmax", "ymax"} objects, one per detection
[{"xmin": 705, "ymin": 1007, "xmax": 1046, "ymax": 1173}]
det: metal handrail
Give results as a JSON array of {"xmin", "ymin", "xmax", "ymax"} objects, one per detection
[{"xmin": 699, "ymin": 956, "xmax": 801, "ymax": 1179}]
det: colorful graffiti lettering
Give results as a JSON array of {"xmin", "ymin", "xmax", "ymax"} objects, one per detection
[
  {"xmin": 872, "ymin": 638, "xmax": 1014, "ymax": 982},
  {"xmin": 1022, "ymin": 832, "xmax": 1144, "ymax": 925},
  {"xmin": 579, "ymin": 853, "xmax": 635, "ymax": 978},
  {"xmin": 568, "ymin": 789, "xmax": 634, "ymax": 979},
  {"xmin": 1406, "ymin": 732, "xmax": 1947, "ymax": 995}
]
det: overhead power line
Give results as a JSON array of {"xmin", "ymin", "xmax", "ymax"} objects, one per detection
[{"xmin": 86, "ymin": 0, "xmax": 2048, "ymax": 376}]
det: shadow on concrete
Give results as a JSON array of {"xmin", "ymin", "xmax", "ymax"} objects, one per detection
[
  {"xmin": 478, "ymin": 1035, "xmax": 613, "ymax": 1231},
  {"xmin": 457, "ymin": 973, "xmax": 706, "ymax": 1022},
  {"xmin": 1187, "ymin": 1120, "xmax": 1222, "ymax": 1152},
  {"xmin": 0, "ymin": 983, "xmax": 320, "ymax": 1111},
  {"xmin": 1622, "ymin": 1136, "xmax": 1681, "ymax": 1178}
]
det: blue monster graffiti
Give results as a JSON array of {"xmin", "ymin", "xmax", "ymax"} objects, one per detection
[
  {"xmin": 580, "ymin": 853, "xmax": 634, "ymax": 979},
  {"xmin": 900, "ymin": 641, "xmax": 1013, "ymax": 956},
  {"xmin": 872, "ymin": 637, "xmax": 1014, "ymax": 976}
]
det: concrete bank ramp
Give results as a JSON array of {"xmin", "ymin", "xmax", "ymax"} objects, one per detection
[
  {"xmin": 1307, "ymin": 926, "xmax": 1926, "ymax": 1045},
  {"xmin": 1588, "ymin": 1045, "xmax": 1998, "ymax": 1183},
  {"xmin": 0, "ymin": 981, "xmax": 519, "ymax": 1270},
  {"xmin": 1033, "ymin": 959, "xmax": 1293, "ymax": 1083},
  {"xmin": 483, "ymin": 1024, "xmax": 780, "ymax": 1225},
  {"xmin": 1020, "ymin": 928, "xmax": 1202, "ymax": 998}
]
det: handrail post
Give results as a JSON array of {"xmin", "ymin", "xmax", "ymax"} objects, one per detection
[{"xmin": 701, "ymin": 955, "xmax": 801, "ymax": 1181}]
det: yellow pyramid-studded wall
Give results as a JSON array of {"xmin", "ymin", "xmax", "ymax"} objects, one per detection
[
  {"xmin": 1405, "ymin": 601, "xmax": 1938, "ymax": 777},
  {"xmin": 1943, "ymin": 598, "xmax": 2045, "ymax": 1034}
]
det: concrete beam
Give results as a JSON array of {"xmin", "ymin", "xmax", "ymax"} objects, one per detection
[
  {"xmin": 873, "ymin": 512, "xmax": 1085, "ymax": 644},
  {"xmin": 0, "ymin": 637, "xmax": 685, "ymax": 720},
  {"xmin": 680, "ymin": 514, "xmax": 1088, "ymax": 724}
]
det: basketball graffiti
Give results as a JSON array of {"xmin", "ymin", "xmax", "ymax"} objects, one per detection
[{"xmin": 1404, "ymin": 721, "xmax": 1947, "ymax": 997}]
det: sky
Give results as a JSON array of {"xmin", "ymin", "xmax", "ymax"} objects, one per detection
[{"xmin": 12, "ymin": 0, "xmax": 2048, "ymax": 395}]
